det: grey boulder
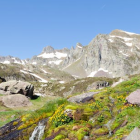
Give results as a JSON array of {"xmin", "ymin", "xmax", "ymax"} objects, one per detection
[
  {"xmin": 126, "ymin": 89, "xmax": 140, "ymax": 105},
  {"xmin": 0, "ymin": 94, "xmax": 32, "ymax": 108},
  {"xmin": 67, "ymin": 91, "xmax": 99, "ymax": 103},
  {"xmin": 0, "ymin": 80, "xmax": 34, "ymax": 98},
  {"xmin": 125, "ymin": 127, "xmax": 140, "ymax": 140}
]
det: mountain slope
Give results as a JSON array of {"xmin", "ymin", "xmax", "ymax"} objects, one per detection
[
  {"xmin": 1, "ymin": 29, "xmax": 140, "ymax": 79},
  {"xmin": 1, "ymin": 74, "xmax": 140, "ymax": 139},
  {"xmin": 62, "ymin": 29, "xmax": 140, "ymax": 78},
  {"xmin": 0, "ymin": 63, "xmax": 74, "ymax": 83}
]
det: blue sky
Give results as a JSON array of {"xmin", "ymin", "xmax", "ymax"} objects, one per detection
[{"xmin": 0, "ymin": 0, "xmax": 140, "ymax": 59}]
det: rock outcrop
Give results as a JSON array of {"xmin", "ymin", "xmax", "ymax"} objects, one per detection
[
  {"xmin": 0, "ymin": 119, "xmax": 22, "ymax": 140},
  {"xmin": 29, "ymin": 46, "xmax": 70, "ymax": 66},
  {"xmin": 0, "ymin": 80, "xmax": 34, "ymax": 98},
  {"xmin": 125, "ymin": 127, "xmax": 140, "ymax": 140},
  {"xmin": 62, "ymin": 29, "xmax": 140, "ymax": 78},
  {"xmin": 0, "ymin": 94, "xmax": 32, "ymax": 108},
  {"xmin": 86, "ymin": 81, "xmax": 109, "ymax": 91},
  {"xmin": 0, "ymin": 55, "xmax": 26, "ymax": 65},
  {"xmin": 67, "ymin": 91, "xmax": 99, "ymax": 103},
  {"xmin": 126, "ymin": 89, "xmax": 140, "ymax": 105}
]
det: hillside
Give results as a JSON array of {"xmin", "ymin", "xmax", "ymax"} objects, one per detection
[
  {"xmin": 0, "ymin": 74, "xmax": 140, "ymax": 139},
  {"xmin": 0, "ymin": 63, "xmax": 74, "ymax": 84}
]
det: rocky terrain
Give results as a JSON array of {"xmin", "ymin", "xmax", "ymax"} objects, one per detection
[
  {"xmin": 0, "ymin": 74, "xmax": 140, "ymax": 139},
  {"xmin": 62, "ymin": 30, "xmax": 140, "ymax": 78},
  {"xmin": 1, "ymin": 29, "xmax": 140, "ymax": 140},
  {"xmin": 1, "ymin": 29, "xmax": 140, "ymax": 79},
  {"xmin": 0, "ymin": 63, "xmax": 74, "ymax": 84}
]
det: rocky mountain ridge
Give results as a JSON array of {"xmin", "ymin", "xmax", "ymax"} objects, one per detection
[
  {"xmin": 62, "ymin": 29, "xmax": 140, "ymax": 78},
  {"xmin": 1, "ymin": 29, "xmax": 140, "ymax": 79},
  {"xmin": 0, "ymin": 55, "xmax": 27, "ymax": 65}
]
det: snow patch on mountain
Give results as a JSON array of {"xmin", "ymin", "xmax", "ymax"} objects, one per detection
[
  {"xmin": 12, "ymin": 58, "xmax": 21, "ymax": 64},
  {"xmin": 135, "ymin": 45, "xmax": 140, "ymax": 50},
  {"xmin": 30, "ymin": 73, "xmax": 48, "ymax": 83},
  {"xmin": 23, "ymin": 69, "xmax": 32, "ymax": 72},
  {"xmin": 38, "ymin": 53, "xmax": 54, "ymax": 59},
  {"xmin": 125, "ymin": 43, "xmax": 132, "ymax": 46},
  {"xmin": 119, "ymin": 51, "xmax": 129, "ymax": 57},
  {"xmin": 77, "ymin": 45, "xmax": 83, "ymax": 49},
  {"xmin": 112, "ymin": 78, "xmax": 124, "ymax": 87},
  {"xmin": 87, "ymin": 68, "xmax": 112, "ymax": 77},
  {"xmin": 110, "ymin": 35, "xmax": 133, "ymax": 42},
  {"xmin": 120, "ymin": 30, "xmax": 139, "ymax": 35},
  {"xmin": 59, "ymin": 81, "xmax": 65, "ymax": 84},
  {"xmin": 32, "ymin": 62, "xmax": 37, "ymax": 65},
  {"xmin": 41, "ymin": 69, "xmax": 50, "ymax": 74},
  {"xmin": 49, "ymin": 60, "xmax": 62, "ymax": 65},
  {"xmin": 87, "ymin": 71, "xmax": 97, "ymax": 77},
  {"xmin": 20, "ymin": 70, "xmax": 28, "ymax": 74},
  {"xmin": 38, "ymin": 52, "xmax": 67, "ymax": 59},
  {"xmin": 72, "ymin": 75, "xmax": 80, "ymax": 78},
  {"xmin": 108, "ymin": 39, "xmax": 114, "ymax": 42},
  {"xmin": 120, "ymin": 41, "xmax": 133, "ymax": 47},
  {"xmin": 55, "ymin": 52, "xmax": 67, "ymax": 58},
  {"xmin": 3, "ymin": 61, "xmax": 10, "ymax": 64},
  {"xmin": 21, "ymin": 60, "xmax": 25, "ymax": 65},
  {"xmin": 20, "ymin": 69, "xmax": 48, "ymax": 83}
]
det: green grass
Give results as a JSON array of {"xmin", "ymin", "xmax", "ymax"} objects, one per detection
[
  {"xmin": 0, "ymin": 110, "xmax": 25, "ymax": 127},
  {"xmin": 2, "ymin": 74, "xmax": 140, "ymax": 139},
  {"xmin": 21, "ymin": 98, "xmax": 68, "ymax": 123},
  {"xmin": 0, "ymin": 96, "xmax": 62, "ymax": 127}
]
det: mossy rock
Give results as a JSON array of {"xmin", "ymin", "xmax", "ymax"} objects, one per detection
[
  {"xmin": 111, "ymin": 119, "xmax": 124, "ymax": 131},
  {"xmin": 83, "ymin": 107, "xmax": 93, "ymax": 113},
  {"xmin": 92, "ymin": 126, "xmax": 109, "ymax": 136},
  {"xmin": 76, "ymin": 127, "xmax": 89, "ymax": 140},
  {"xmin": 44, "ymin": 125, "xmax": 67, "ymax": 138},
  {"xmin": 103, "ymin": 111, "xmax": 112, "ymax": 124},
  {"xmin": 13, "ymin": 121, "xmax": 18, "ymax": 126},
  {"xmin": 65, "ymin": 105, "xmax": 79, "ymax": 110},
  {"xmin": 54, "ymin": 134, "xmax": 66, "ymax": 140},
  {"xmin": 95, "ymin": 135, "xmax": 109, "ymax": 140},
  {"xmin": 73, "ymin": 109, "xmax": 84, "ymax": 121},
  {"xmin": 68, "ymin": 131, "xmax": 77, "ymax": 140}
]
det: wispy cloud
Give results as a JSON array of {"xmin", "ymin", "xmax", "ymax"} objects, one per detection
[{"xmin": 100, "ymin": 4, "xmax": 106, "ymax": 10}]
